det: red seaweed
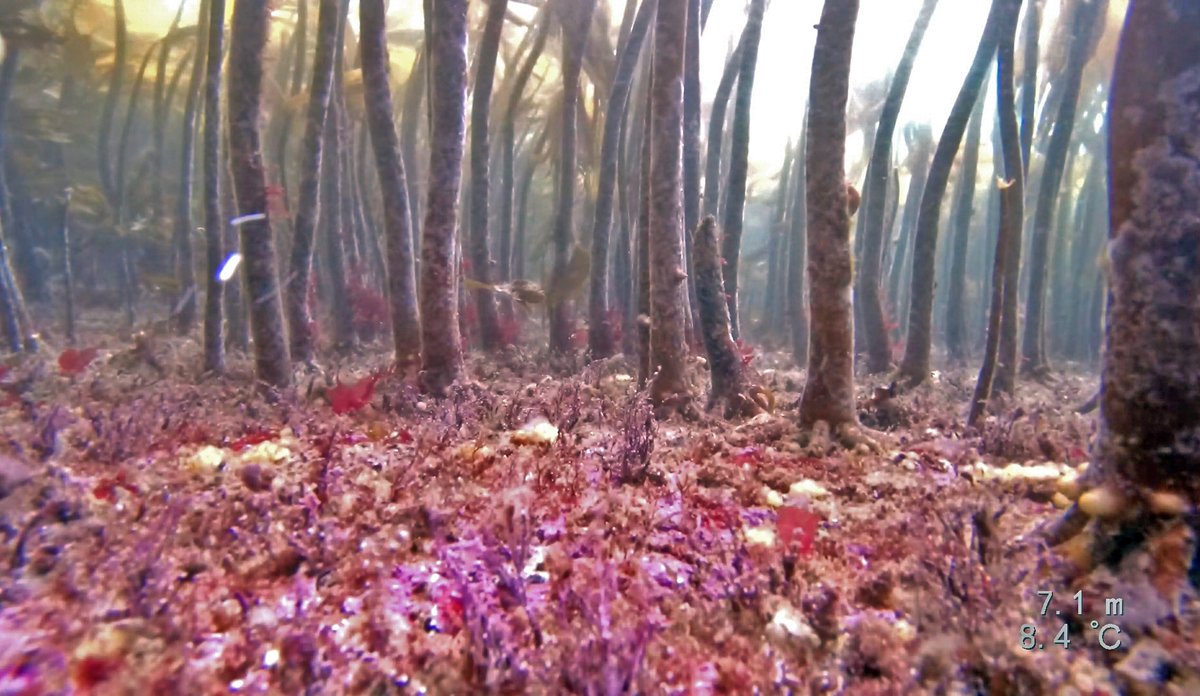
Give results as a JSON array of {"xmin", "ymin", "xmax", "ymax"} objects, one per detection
[
  {"xmin": 327, "ymin": 371, "xmax": 386, "ymax": 414},
  {"xmin": 777, "ymin": 505, "xmax": 820, "ymax": 556},
  {"xmin": 58, "ymin": 347, "xmax": 100, "ymax": 376}
]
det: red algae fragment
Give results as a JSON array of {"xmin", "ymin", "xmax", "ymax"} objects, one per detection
[
  {"xmin": 777, "ymin": 505, "xmax": 820, "ymax": 556},
  {"xmin": 72, "ymin": 655, "xmax": 121, "ymax": 689},
  {"xmin": 92, "ymin": 470, "xmax": 138, "ymax": 502},
  {"xmin": 58, "ymin": 347, "xmax": 99, "ymax": 376},
  {"xmin": 327, "ymin": 372, "xmax": 384, "ymax": 414},
  {"xmin": 228, "ymin": 430, "xmax": 276, "ymax": 451}
]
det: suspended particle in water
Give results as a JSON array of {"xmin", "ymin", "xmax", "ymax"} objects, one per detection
[
  {"xmin": 230, "ymin": 212, "xmax": 267, "ymax": 227},
  {"xmin": 217, "ymin": 253, "xmax": 243, "ymax": 283}
]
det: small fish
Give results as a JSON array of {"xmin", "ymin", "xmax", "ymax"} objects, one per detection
[
  {"xmin": 463, "ymin": 278, "xmax": 546, "ymax": 306},
  {"xmin": 508, "ymin": 279, "xmax": 546, "ymax": 305},
  {"xmin": 67, "ymin": 185, "xmax": 112, "ymax": 223}
]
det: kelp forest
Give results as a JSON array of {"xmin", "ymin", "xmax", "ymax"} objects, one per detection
[{"xmin": 0, "ymin": 0, "xmax": 1198, "ymax": 692}]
